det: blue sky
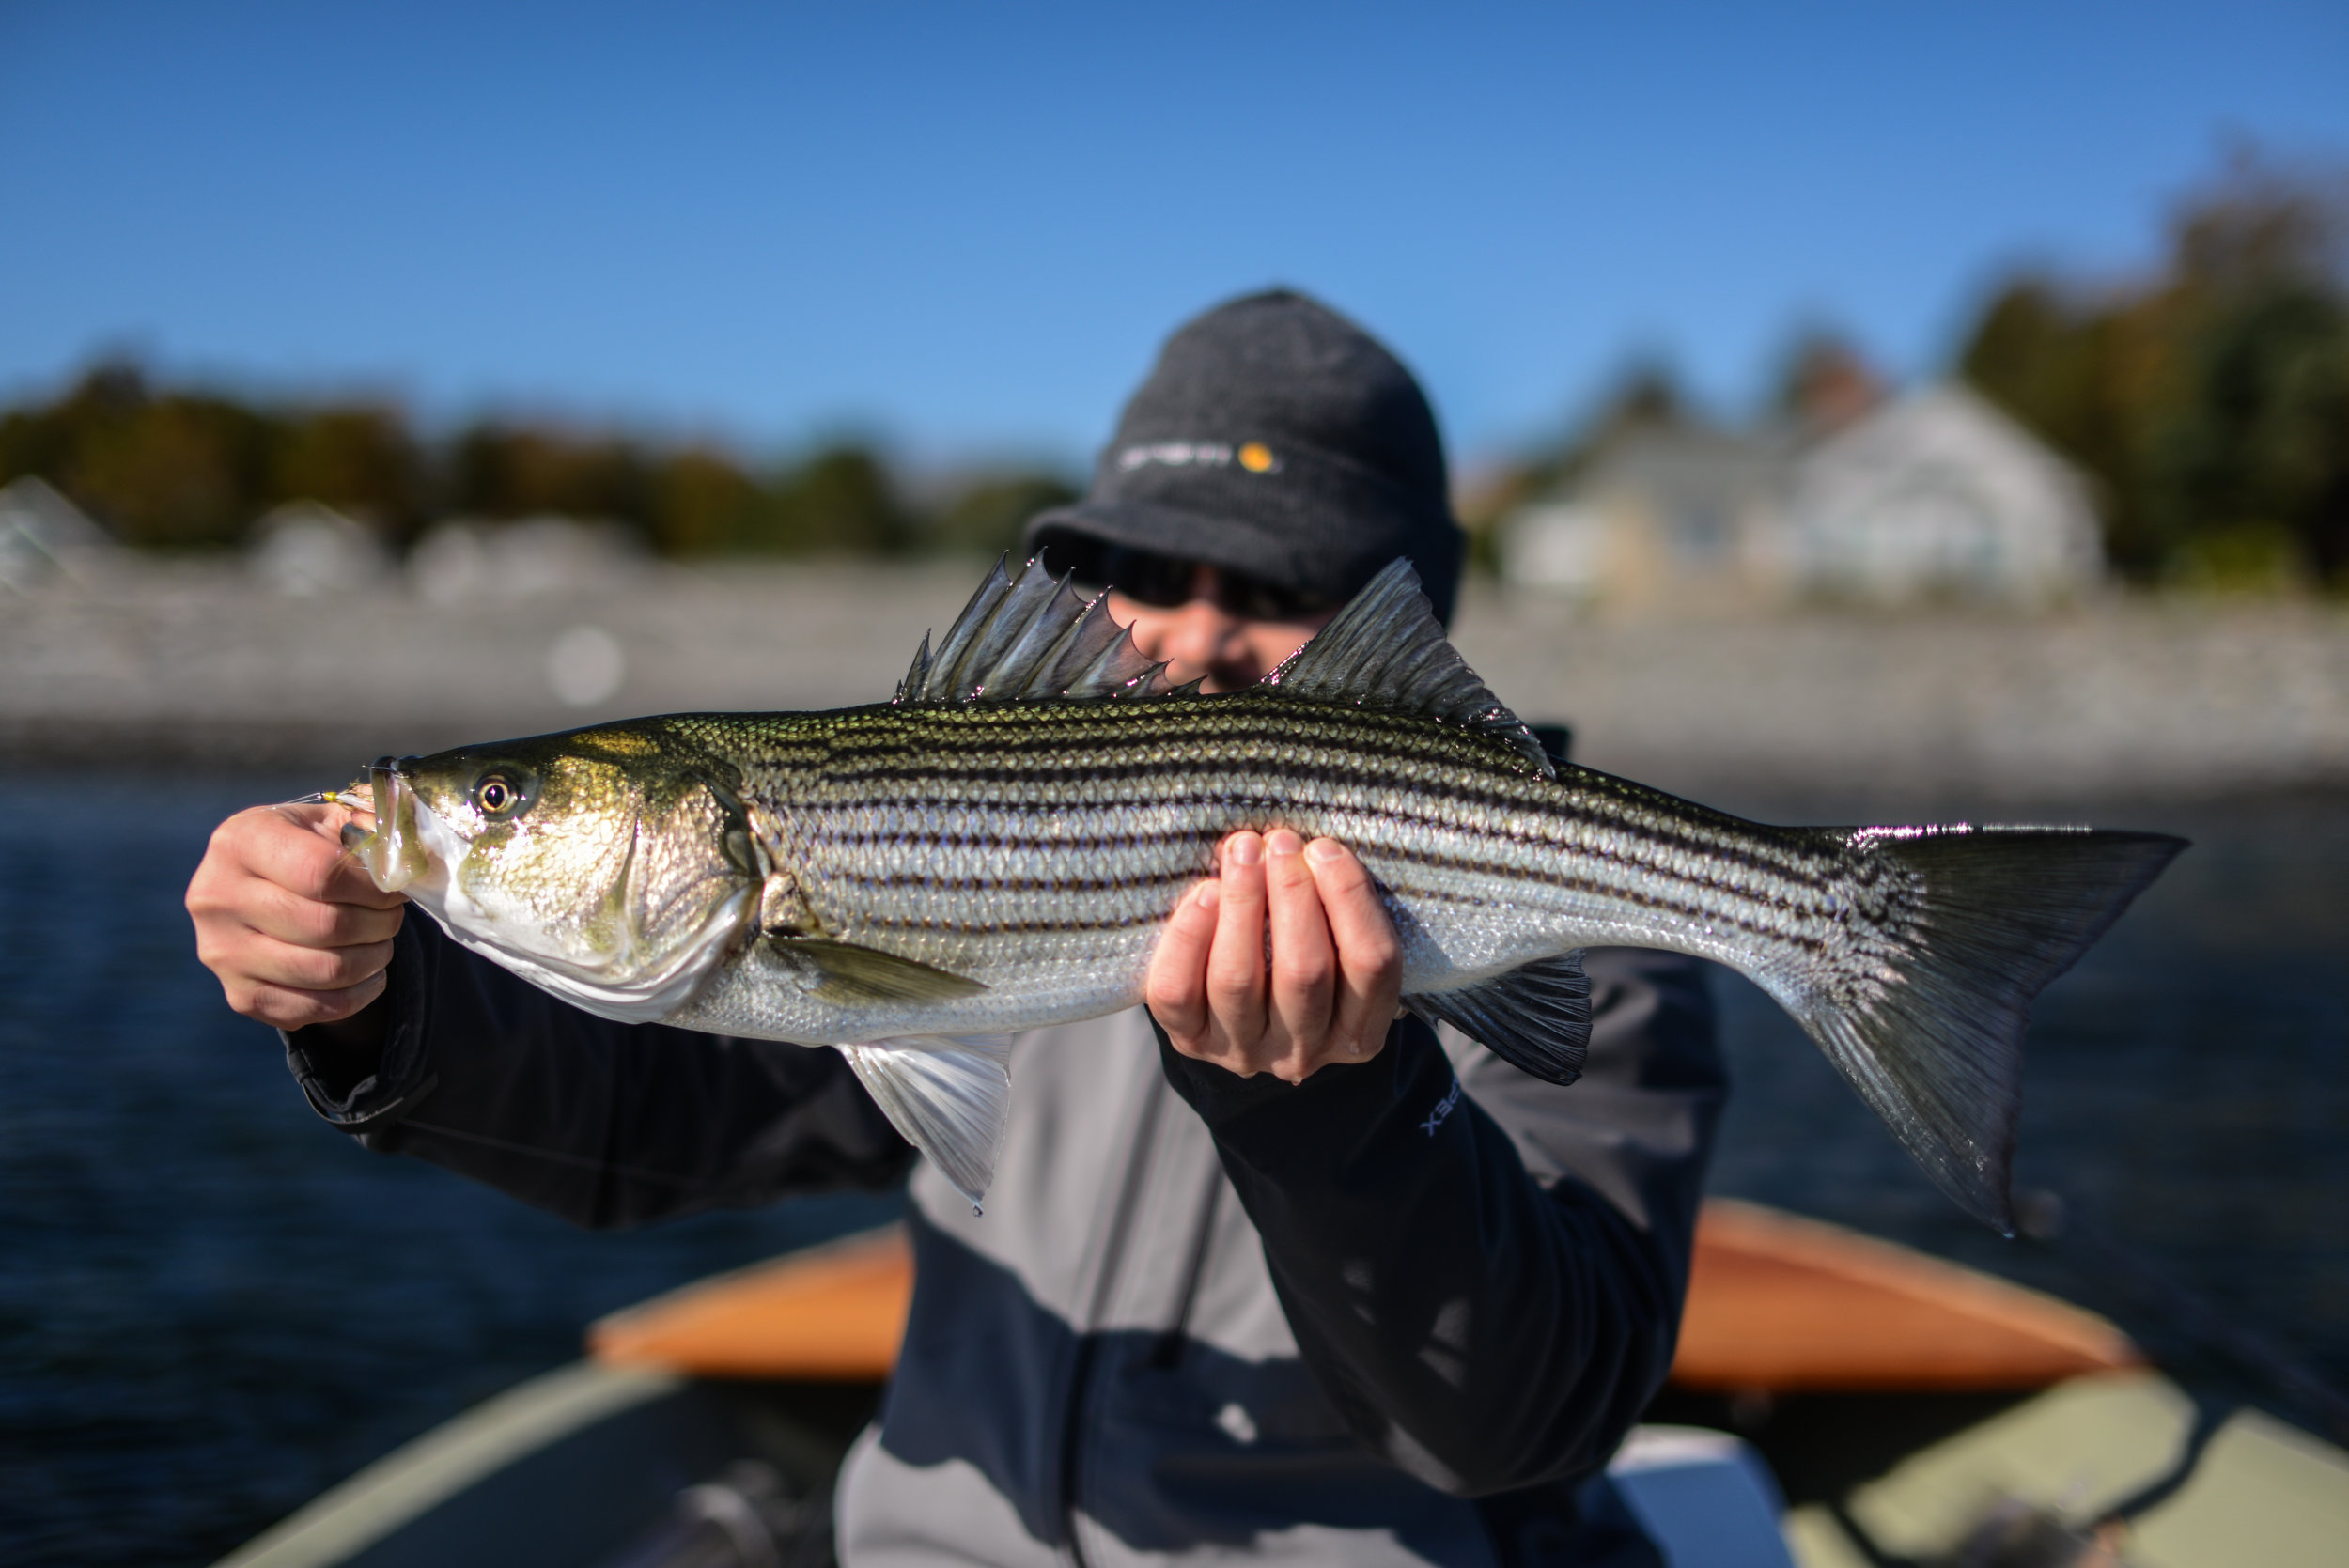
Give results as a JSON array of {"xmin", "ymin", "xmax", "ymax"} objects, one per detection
[{"xmin": 4, "ymin": 1, "xmax": 2343, "ymax": 470}]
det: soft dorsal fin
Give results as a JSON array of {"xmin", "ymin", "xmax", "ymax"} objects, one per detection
[
  {"xmin": 1267, "ymin": 558, "xmax": 1553, "ymax": 778},
  {"xmin": 894, "ymin": 554, "xmax": 1189, "ymax": 704}
]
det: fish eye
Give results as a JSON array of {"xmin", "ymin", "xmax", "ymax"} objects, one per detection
[{"xmin": 472, "ymin": 771, "xmax": 532, "ymax": 819}]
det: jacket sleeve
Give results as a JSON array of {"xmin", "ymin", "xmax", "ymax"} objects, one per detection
[
  {"xmin": 282, "ymin": 915, "xmax": 916, "ymax": 1229},
  {"xmin": 1157, "ymin": 947, "xmax": 1723, "ymax": 1496}
]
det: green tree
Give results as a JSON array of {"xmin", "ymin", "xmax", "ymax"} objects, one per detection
[
  {"xmin": 270, "ymin": 405, "xmax": 426, "ymax": 543},
  {"xmin": 930, "ymin": 472, "xmax": 1079, "ymax": 557},
  {"xmin": 1960, "ymin": 154, "xmax": 2349, "ymax": 585},
  {"xmin": 0, "ymin": 364, "xmax": 277, "ymax": 549},
  {"xmin": 443, "ymin": 422, "xmax": 653, "ymax": 534},
  {"xmin": 651, "ymin": 447, "xmax": 774, "ymax": 555},
  {"xmin": 766, "ymin": 444, "xmax": 911, "ymax": 554}
]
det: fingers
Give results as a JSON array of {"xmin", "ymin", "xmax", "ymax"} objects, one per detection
[
  {"xmin": 229, "ymin": 969, "xmax": 391, "ymax": 1032},
  {"xmin": 1262, "ymin": 831, "xmax": 1336, "ymax": 1079},
  {"xmin": 1149, "ymin": 830, "xmax": 1404, "ymax": 1084},
  {"xmin": 1204, "ymin": 832, "xmax": 1269, "ymax": 1057},
  {"xmin": 1308, "ymin": 837, "xmax": 1404, "ymax": 1062},
  {"xmin": 253, "ymin": 803, "xmax": 406, "ymax": 909},
  {"xmin": 240, "ymin": 871, "xmax": 407, "ymax": 949},
  {"xmin": 234, "ymin": 931, "xmax": 400, "ymax": 994},
  {"xmin": 188, "ymin": 803, "xmax": 409, "ymax": 1031},
  {"xmin": 1144, "ymin": 877, "xmax": 1219, "ymax": 1046}
]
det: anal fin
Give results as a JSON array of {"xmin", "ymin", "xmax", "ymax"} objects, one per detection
[
  {"xmin": 841, "ymin": 1034, "xmax": 1015, "ymax": 1207},
  {"xmin": 1405, "ymin": 952, "xmax": 1592, "ymax": 1086}
]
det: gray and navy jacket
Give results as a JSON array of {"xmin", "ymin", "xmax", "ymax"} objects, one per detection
[{"xmin": 288, "ymin": 921, "xmax": 1724, "ymax": 1568}]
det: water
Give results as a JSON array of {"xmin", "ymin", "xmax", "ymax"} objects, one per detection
[
  {"xmin": 0, "ymin": 775, "xmax": 2341, "ymax": 1566},
  {"xmin": 1705, "ymin": 792, "xmax": 2349, "ymax": 1405}
]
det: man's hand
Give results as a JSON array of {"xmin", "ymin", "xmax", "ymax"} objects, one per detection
[
  {"xmin": 1146, "ymin": 830, "xmax": 1402, "ymax": 1082},
  {"xmin": 186, "ymin": 802, "xmax": 407, "ymax": 1031}
]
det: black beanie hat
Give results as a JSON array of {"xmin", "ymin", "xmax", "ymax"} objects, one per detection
[{"xmin": 1025, "ymin": 289, "xmax": 1467, "ymax": 623}]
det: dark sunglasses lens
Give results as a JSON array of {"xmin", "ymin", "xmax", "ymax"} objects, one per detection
[
  {"xmin": 1100, "ymin": 547, "xmax": 1195, "ymax": 608},
  {"xmin": 1223, "ymin": 572, "xmax": 1334, "ymax": 622}
]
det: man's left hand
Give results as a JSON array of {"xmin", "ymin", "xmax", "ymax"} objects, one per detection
[{"xmin": 1146, "ymin": 830, "xmax": 1403, "ymax": 1082}]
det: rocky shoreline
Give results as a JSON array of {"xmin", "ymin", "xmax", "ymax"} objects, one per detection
[{"xmin": 6, "ymin": 559, "xmax": 2342, "ymax": 816}]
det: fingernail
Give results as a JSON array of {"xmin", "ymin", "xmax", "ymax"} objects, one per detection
[
  {"xmin": 1305, "ymin": 838, "xmax": 1345, "ymax": 864},
  {"xmin": 1266, "ymin": 830, "xmax": 1303, "ymax": 857},
  {"xmin": 1192, "ymin": 880, "xmax": 1219, "ymax": 910},
  {"xmin": 1228, "ymin": 834, "xmax": 1261, "ymax": 867}
]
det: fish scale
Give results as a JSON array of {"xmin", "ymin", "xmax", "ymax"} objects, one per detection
[
  {"xmin": 356, "ymin": 555, "xmax": 2183, "ymax": 1222},
  {"xmin": 705, "ymin": 699, "xmax": 1860, "ymax": 981},
  {"xmin": 672, "ymin": 697, "xmax": 1848, "ymax": 1001}
]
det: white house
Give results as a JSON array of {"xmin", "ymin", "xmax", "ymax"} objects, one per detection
[
  {"xmin": 409, "ymin": 516, "xmax": 645, "ymax": 606},
  {"xmin": 250, "ymin": 501, "xmax": 393, "ymax": 596},
  {"xmin": 1770, "ymin": 383, "xmax": 2103, "ymax": 605},
  {"xmin": 1501, "ymin": 427, "xmax": 1784, "ymax": 611},
  {"xmin": 1500, "ymin": 382, "xmax": 2104, "ymax": 609}
]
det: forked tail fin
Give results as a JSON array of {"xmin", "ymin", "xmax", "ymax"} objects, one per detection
[{"xmin": 1778, "ymin": 826, "xmax": 2185, "ymax": 1234}]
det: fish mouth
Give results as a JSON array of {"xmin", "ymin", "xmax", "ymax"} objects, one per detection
[{"xmin": 355, "ymin": 755, "xmax": 435, "ymax": 893}]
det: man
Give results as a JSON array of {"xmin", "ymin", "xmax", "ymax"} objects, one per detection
[{"xmin": 187, "ymin": 291, "xmax": 1724, "ymax": 1567}]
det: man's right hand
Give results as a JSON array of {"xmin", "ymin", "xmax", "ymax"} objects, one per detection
[{"xmin": 187, "ymin": 802, "xmax": 408, "ymax": 1031}]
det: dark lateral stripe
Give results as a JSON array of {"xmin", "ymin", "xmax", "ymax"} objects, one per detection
[
  {"xmin": 812, "ymin": 784, "xmax": 1839, "ymax": 912},
  {"xmin": 853, "ymin": 908, "xmax": 1167, "ymax": 937},
  {"xmin": 811, "ymin": 813, "xmax": 1842, "ymax": 950},
  {"xmin": 800, "ymin": 721, "xmax": 1788, "ymax": 852},
  {"xmin": 846, "ymin": 856, "xmax": 1825, "ymax": 952},
  {"xmin": 799, "ymin": 759, "xmax": 1830, "ymax": 893},
  {"xmin": 830, "ymin": 866, "xmax": 1201, "ymax": 896}
]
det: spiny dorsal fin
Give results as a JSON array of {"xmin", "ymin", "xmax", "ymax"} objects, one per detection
[
  {"xmin": 1267, "ymin": 558, "xmax": 1553, "ymax": 778},
  {"xmin": 894, "ymin": 554, "xmax": 1178, "ymax": 705}
]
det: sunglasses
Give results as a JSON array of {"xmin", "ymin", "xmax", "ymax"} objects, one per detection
[{"xmin": 1050, "ymin": 541, "xmax": 1342, "ymax": 624}]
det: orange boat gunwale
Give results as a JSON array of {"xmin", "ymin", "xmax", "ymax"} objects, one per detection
[{"xmin": 590, "ymin": 1199, "xmax": 2141, "ymax": 1395}]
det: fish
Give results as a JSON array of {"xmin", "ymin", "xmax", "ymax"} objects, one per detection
[{"xmin": 347, "ymin": 555, "xmax": 2185, "ymax": 1227}]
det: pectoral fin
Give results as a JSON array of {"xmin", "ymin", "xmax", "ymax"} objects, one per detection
[
  {"xmin": 840, "ymin": 1034, "xmax": 1015, "ymax": 1207},
  {"xmin": 765, "ymin": 935, "xmax": 988, "ymax": 1004}
]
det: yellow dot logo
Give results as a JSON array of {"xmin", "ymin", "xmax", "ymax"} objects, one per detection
[{"xmin": 1237, "ymin": 442, "xmax": 1276, "ymax": 473}]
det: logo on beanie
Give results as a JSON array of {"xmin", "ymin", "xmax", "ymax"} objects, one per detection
[{"xmin": 1115, "ymin": 441, "xmax": 1283, "ymax": 475}]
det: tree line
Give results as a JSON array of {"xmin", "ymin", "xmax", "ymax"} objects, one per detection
[
  {"xmin": 10, "ymin": 155, "xmax": 2341, "ymax": 587},
  {"xmin": 1466, "ymin": 154, "xmax": 2349, "ymax": 592},
  {"xmin": 1959, "ymin": 153, "xmax": 2349, "ymax": 587},
  {"xmin": 0, "ymin": 367, "xmax": 1077, "ymax": 560}
]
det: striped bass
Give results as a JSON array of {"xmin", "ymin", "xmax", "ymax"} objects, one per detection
[{"xmin": 348, "ymin": 556, "xmax": 2183, "ymax": 1226}]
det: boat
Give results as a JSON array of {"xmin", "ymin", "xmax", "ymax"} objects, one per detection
[{"xmin": 210, "ymin": 1200, "xmax": 2349, "ymax": 1568}]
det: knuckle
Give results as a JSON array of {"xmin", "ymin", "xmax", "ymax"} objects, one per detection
[
  {"xmin": 1205, "ymin": 964, "xmax": 1260, "ymax": 1009},
  {"xmin": 1281, "ymin": 953, "xmax": 1335, "ymax": 994},
  {"xmin": 1143, "ymin": 972, "xmax": 1195, "ymax": 1018}
]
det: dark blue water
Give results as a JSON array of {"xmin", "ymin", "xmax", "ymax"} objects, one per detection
[
  {"xmin": 0, "ymin": 775, "xmax": 2341, "ymax": 1566},
  {"xmin": 1705, "ymin": 792, "xmax": 2349, "ymax": 1407}
]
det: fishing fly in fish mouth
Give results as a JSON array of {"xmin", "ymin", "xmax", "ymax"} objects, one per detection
[{"xmin": 338, "ymin": 553, "xmax": 2183, "ymax": 1227}]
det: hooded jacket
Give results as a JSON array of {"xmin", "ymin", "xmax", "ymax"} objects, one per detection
[{"xmin": 288, "ymin": 921, "xmax": 1722, "ymax": 1568}]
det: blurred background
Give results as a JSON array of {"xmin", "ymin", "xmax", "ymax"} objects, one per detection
[{"xmin": 2, "ymin": 3, "xmax": 2345, "ymax": 1564}]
